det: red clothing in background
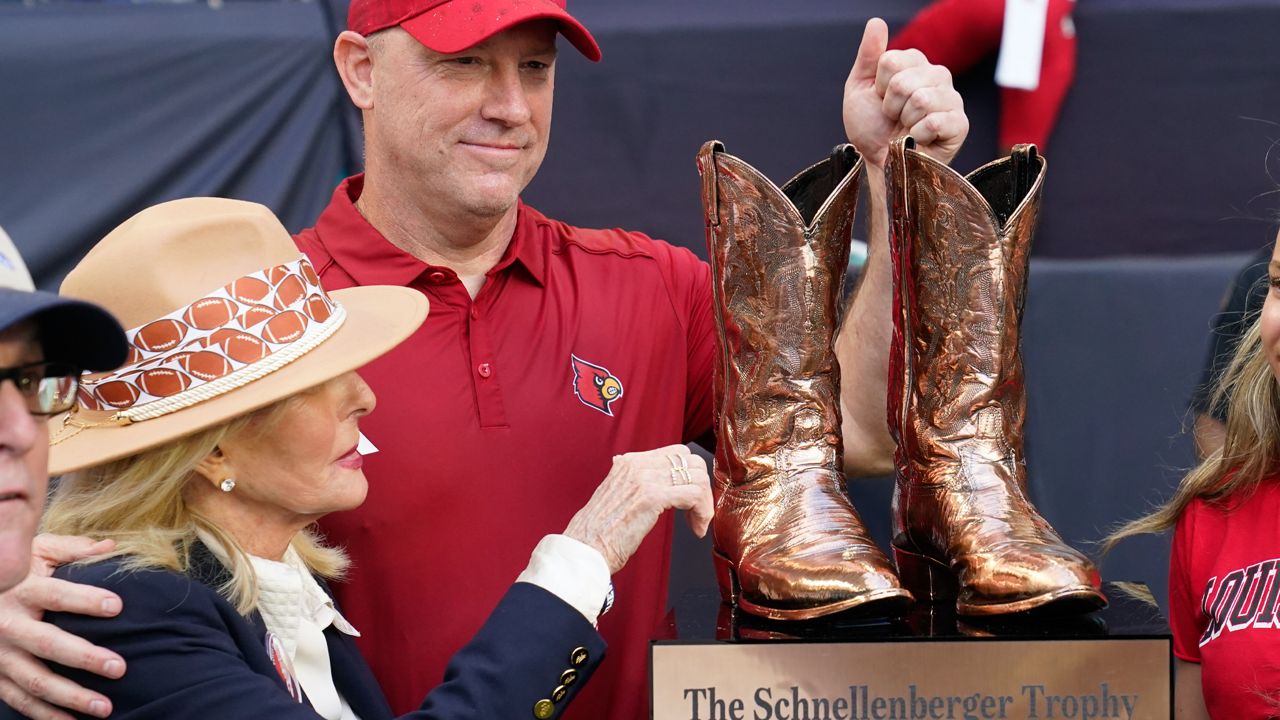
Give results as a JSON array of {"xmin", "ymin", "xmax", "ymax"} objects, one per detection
[
  {"xmin": 889, "ymin": 0, "xmax": 1077, "ymax": 151},
  {"xmin": 1169, "ymin": 478, "xmax": 1280, "ymax": 718},
  {"xmin": 294, "ymin": 176, "xmax": 716, "ymax": 720}
]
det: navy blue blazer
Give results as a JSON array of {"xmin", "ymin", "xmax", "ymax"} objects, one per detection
[{"xmin": 1, "ymin": 545, "xmax": 604, "ymax": 719}]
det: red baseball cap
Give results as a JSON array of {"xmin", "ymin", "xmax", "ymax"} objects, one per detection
[{"xmin": 348, "ymin": 0, "xmax": 601, "ymax": 62}]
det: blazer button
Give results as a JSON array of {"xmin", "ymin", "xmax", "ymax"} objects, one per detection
[
  {"xmin": 552, "ymin": 685, "xmax": 569, "ymax": 703},
  {"xmin": 560, "ymin": 669, "xmax": 577, "ymax": 686},
  {"xmin": 569, "ymin": 646, "xmax": 589, "ymax": 667},
  {"xmin": 533, "ymin": 699, "xmax": 555, "ymax": 719}
]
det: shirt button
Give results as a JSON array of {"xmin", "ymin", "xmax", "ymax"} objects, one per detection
[
  {"xmin": 470, "ymin": 307, "xmax": 480, "ymax": 320},
  {"xmin": 477, "ymin": 363, "xmax": 492, "ymax": 378},
  {"xmin": 427, "ymin": 271, "xmax": 448, "ymax": 283}
]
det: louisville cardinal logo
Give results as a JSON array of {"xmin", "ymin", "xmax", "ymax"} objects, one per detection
[{"xmin": 571, "ymin": 354, "xmax": 624, "ymax": 416}]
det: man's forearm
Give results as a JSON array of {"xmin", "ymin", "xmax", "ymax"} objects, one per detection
[{"xmin": 837, "ymin": 168, "xmax": 897, "ymax": 478}]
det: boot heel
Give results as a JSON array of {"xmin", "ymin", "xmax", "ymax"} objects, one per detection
[
  {"xmin": 894, "ymin": 545, "xmax": 957, "ymax": 604},
  {"xmin": 712, "ymin": 550, "xmax": 741, "ymax": 606}
]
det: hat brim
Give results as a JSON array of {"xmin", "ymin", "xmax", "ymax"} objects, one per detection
[
  {"xmin": 400, "ymin": 0, "xmax": 601, "ymax": 62},
  {"xmin": 0, "ymin": 288, "xmax": 128, "ymax": 372},
  {"xmin": 48, "ymin": 285, "xmax": 428, "ymax": 476}
]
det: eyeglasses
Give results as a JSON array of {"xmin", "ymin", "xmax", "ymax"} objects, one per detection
[{"xmin": 0, "ymin": 361, "xmax": 81, "ymax": 416}]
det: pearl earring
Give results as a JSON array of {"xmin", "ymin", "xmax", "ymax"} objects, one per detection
[{"xmin": 220, "ymin": 478, "xmax": 236, "ymax": 493}]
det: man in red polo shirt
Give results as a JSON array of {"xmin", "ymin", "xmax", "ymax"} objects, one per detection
[{"xmin": 0, "ymin": 3, "xmax": 969, "ymax": 720}]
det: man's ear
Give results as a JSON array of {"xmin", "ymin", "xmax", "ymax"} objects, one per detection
[
  {"xmin": 194, "ymin": 448, "xmax": 231, "ymax": 489},
  {"xmin": 334, "ymin": 30, "xmax": 375, "ymax": 110}
]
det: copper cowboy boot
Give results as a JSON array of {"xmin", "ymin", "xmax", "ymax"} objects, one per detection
[
  {"xmin": 698, "ymin": 140, "xmax": 912, "ymax": 621},
  {"xmin": 887, "ymin": 137, "xmax": 1106, "ymax": 615}
]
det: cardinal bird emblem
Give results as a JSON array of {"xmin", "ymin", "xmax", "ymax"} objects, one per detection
[{"xmin": 571, "ymin": 354, "xmax": 624, "ymax": 416}]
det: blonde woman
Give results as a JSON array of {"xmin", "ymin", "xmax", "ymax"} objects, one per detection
[
  {"xmin": 1105, "ymin": 232, "xmax": 1280, "ymax": 719},
  {"xmin": 0, "ymin": 199, "xmax": 711, "ymax": 720}
]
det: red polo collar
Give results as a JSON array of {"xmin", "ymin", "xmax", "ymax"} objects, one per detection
[{"xmin": 312, "ymin": 174, "xmax": 547, "ymax": 289}]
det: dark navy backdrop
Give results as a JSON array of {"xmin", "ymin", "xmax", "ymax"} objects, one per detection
[{"xmin": 2, "ymin": 0, "xmax": 1277, "ymax": 618}]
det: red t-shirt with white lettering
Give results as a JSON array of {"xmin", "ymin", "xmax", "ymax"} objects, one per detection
[
  {"xmin": 294, "ymin": 176, "xmax": 716, "ymax": 720},
  {"xmin": 1169, "ymin": 476, "xmax": 1280, "ymax": 718}
]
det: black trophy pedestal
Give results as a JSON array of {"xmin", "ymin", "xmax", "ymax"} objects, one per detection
[{"xmin": 652, "ymin": 583, "xmax": 1171, "ymax": 719}]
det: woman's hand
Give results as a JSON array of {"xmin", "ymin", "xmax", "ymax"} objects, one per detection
[
  {"xmin": 564, "ymin": 445, "xmax": 713, "ymax": 575},
  {"xmin": 0, "ymin": 535, "xmax": 125, "ymax": 720}
]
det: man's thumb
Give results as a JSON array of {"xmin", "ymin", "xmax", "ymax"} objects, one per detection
[{"xmin": 851, "ymin": 17, "xmax": 889, "ymax": 82}]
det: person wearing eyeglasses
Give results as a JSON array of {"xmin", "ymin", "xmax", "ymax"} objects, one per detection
[
  {"xmin": 0, "ymin": 226, "xmax": 127, "ymax": 597},
  {"xmin": 0, "ymin": 200, "xmax": 713, "ymax": 720}
]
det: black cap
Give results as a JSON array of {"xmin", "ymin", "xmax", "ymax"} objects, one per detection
[
  {"xmin": 0, "ymin": 228, "xmax": 128, "ymax": 372},
  {"xmin": 0, "ymin": 289, "xmax": 129, "ymax": 372}
]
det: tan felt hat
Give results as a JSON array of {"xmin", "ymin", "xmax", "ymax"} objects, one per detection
[{"xmin": 48, "ymin": 197, "xmax": 427, "ymax": 475}]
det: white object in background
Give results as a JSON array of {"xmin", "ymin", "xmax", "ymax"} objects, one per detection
[
  {"xmin": 848, "ymin": 239, "xmax": 869, "ymax": 269},
  {"xmin": 0, "ymin": 226, "xmax": 35, "ymax": 291},
  {"xmin": 357, "ymin": 432, "xmax": 379, "ymax": 456},
  {"xmin": 994, "ymin": 0, "xmax": 1050, "ymax": 91}
]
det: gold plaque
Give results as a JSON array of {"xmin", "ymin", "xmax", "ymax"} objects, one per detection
[{"xmin": 653, "ymin": 639, "xmax": 1168, "ymax": 720}]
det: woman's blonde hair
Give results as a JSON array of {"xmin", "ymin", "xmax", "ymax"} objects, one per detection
[
  {"xmin": 1102, "ymin": 315, "xmax": 1280, "ymax": 552},
  {"xmin": 42, "ymin": 395, "xmax": 348, "ymax": 615}
]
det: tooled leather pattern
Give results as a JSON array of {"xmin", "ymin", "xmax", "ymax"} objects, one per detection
[
  {"xmin": 888, "ymin": 139, "xmax": 1101, "ymax": 611},
  {"xmin": 700, "ymin": 142, "xmax": 904, "ymax": 612}
]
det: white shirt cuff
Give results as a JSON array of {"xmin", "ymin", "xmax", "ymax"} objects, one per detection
[{"xmin": 516, "ymin": 534, "xmax": 611, "ymax": 626}]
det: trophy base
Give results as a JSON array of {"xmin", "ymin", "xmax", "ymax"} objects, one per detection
[{"xmin": 652, "ymin": 582, "xmax": 1170, "ymax": 719}]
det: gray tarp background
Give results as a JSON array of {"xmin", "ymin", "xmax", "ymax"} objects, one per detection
[
  {"xmin": 0, "ymin": 1, "xmax": 353, "ymax": 284},
  {"xmin": 3, "ymin": 0, "xmax": 1279, "ymax": 615},
  {"xmin": 6, "ymin": 0, "xmax": 1280, "ymax": 282}
]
